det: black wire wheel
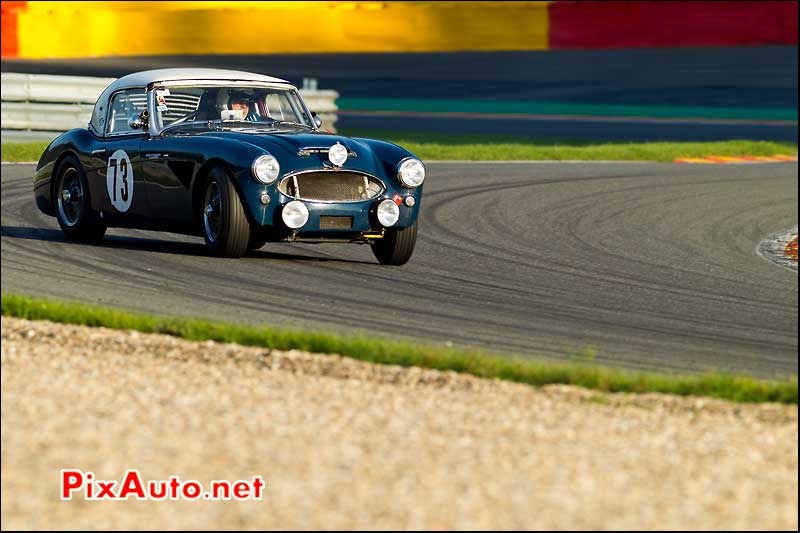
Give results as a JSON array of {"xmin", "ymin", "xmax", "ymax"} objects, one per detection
[
  {"xmin": 371, "ymin": 221, "xmax": 418, "ymax": 265},
  {"xmin": 57, "ymin": 167, "xmax": 83, "ymax": 227},
  {"xmin": 203, "ymin": 179, "xmax": 222, "ymax": 244},
  {"xmin": 201, "ymin": 166, "xmax": 251, "ymax": 258},
  {"xmin": 54, "ymin": 156, "xmax": 106, "ymax": 242}
]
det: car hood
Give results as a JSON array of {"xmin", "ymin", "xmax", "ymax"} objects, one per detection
[
  {"xmin": 200, "ymin": 130, "xmax": 362, "ymax": 158},
  {"xmin": 191, "ymin": 130, "xmax": 412, "ymax": 178}
]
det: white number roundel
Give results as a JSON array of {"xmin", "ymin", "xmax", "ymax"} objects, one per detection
[{"xmin": 106, "ymin": 149, "xmax": 134, "ymax": 212}]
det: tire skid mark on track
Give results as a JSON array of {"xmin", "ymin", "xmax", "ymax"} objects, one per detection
[
  {"xmin": 423, "ymin": 174, "xmax": 794, "ymax": 312},
  {"xmin": 479, "ymin": 180, "xmax": 797, "ymax": 343},
  {"xmin": 560, "ymin": 183, "xmax": 796, "ymax": 309}
]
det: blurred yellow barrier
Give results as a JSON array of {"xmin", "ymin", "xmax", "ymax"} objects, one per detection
[{"xmin": 15, "ymin": 1, "xmax": 550, "ymax": 58}]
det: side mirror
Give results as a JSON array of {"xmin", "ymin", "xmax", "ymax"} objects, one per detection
[
  {"xmin": 128, "ymin": 112, "xmax": 147, "ymax": 130},
  {"xmin": 311, "ymin": 112, "xmax": 322, "ymax": 129}
]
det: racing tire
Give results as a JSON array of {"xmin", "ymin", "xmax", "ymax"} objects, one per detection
[
  {"xmin": 201, "ymin": 166, "xmax": 251, "ymax": 258},
  {"xmin": 371, "ymin": 221, "xmax": 417, "ymax": 265},
  {"xmin": 54, "ymin": 155, "xmax": 106, "ymax": 242}
]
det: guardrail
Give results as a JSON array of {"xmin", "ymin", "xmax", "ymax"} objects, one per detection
[{"xmin": 1, "ymin": 73, "xmax": 339, "ymax": 138}]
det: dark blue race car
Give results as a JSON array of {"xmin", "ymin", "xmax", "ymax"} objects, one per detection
[{"xmin": 33, "ymin": 68, "xmax": 425, "ymax": 265}]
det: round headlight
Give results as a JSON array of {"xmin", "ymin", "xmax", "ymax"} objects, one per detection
[
  {"xmin": 281, "ymin": 200, "xmax": 309, "ymax": 229},
  {"xmin": 377, "ymin": 198, "xmax": 400, "ymax": 227},
  {"xmin": 252, "ymin": 154, "xmax": 280, "ymax": 184},
  {"xmin": 328, "ymin": 142, "xmax": 348, "ymax": 167},
  {"xmin": 397, "ymin": 158, "xmax": 425, "ymax": 188}
]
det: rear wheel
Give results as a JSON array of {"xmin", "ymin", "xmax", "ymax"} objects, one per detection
[
  {"xmin": 54, "ymin": 156, "xmax": 106, "ymax": 242},
  {"xmin": 201, "ymin": 166, "xmax": 250, "ymax": 258},
  {"xmin": 371, "ymin": 222, "xmax": 417, "ymax": 265}
]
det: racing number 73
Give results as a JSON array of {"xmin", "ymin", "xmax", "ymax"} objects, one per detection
[{"xmin": 108, "ymin": 158, "xmax": 129, "ymax": 202}]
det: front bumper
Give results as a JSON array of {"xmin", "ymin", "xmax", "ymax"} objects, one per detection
[
  {"xmin": 274, "ymin": 196, "xmax": 419, "ymax": 234},
  {"xmin": 242, "ymin": 180, "xmax": 422, "ymax": 235}
]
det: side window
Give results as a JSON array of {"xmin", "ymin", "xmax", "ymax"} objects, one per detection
[
  {"xmin": 106, "ymin": 89, "xmax": 147, "ymax": 136},
  {"xmin": 161, "ymin": 88, "xmax": 202, "ymax": 123},
  {"xmin": 156, "ymin": 87, "xmax": 203, "ymax": 128}
]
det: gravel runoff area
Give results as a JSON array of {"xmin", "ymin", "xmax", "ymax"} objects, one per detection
[{"xmin": 1, "ymin": 317, "xmax": 797, "ymax": 530}]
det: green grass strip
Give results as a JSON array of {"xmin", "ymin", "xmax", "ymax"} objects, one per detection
[
  {"xmin": 341, "ymin": 130, "xmax": 798, "ymax": 161},
  {"xmin": 338, "ymin": 97, "xmax": 799, "ymax": 122},
  {"xmin": 1, "ymin": 142, "xmax": 49, "ymax": 163},
  {"xmin": 3, "ymin": 137, "xmax": 798, "ymax": 163},
  {"xmin": 2, "ymin": 294, "xmax": 796, "ymax": 404}
]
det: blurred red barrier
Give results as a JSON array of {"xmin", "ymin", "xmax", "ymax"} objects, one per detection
[{"xmin": 549, "ymin": 1, "xmax": 798, "ymax": 49}]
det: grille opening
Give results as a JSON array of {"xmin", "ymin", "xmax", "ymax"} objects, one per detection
[{"xmin": 279, "ymin": 171, "xmax": 384, "ymax": 202}]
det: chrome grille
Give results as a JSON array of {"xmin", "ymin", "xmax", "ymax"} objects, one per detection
[{"xmin": 279, "ymin": 171, "xmax": 384, "ymax": 202}]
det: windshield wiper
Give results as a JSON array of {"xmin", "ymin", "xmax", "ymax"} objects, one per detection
[
  {"xmin": 161, "ymin": 119, "xmax": 312, "ymax": 135},
  {"xmin": 162, "ymin": 119, "xmax": 257, "ymax": 134},
  {"xmin": 269, "ymin": 120, "xmax": 313, "ymax": 130},
  {"xmin": 160, "ymin": 121, "xmax": 217, "ymax": 135}
]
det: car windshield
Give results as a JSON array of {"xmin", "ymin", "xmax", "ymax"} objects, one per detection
[{"xmin": 153, "ymin": 84, "xmax": 313, "ymax": 133}]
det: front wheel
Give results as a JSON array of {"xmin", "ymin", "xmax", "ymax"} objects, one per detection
[
  {"xmin": 201, "ymin": 166, "xmax": 250, "ymax": 258},
  {"xmin": 54, "ymin": 156, "xmax": 106, "ymax": 242},
  {"xmin": 371, "ymin": 222, "xmax": 417, "ymax": 265}
]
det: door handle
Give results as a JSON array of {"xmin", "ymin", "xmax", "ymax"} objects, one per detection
[{"xmin": 91, "ymin": 148, "xmax": 107, "ymax": 156}]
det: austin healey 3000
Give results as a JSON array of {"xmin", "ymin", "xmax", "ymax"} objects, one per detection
[{"xmin": 34, "ymin": 69, "xmax": 424, "ymax": 265}]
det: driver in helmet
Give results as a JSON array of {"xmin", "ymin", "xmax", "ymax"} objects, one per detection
[{"xmin": 228, "ymin": 91, "xmax": 260, "ymax": 122}]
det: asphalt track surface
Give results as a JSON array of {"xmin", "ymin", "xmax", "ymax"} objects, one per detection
[
  {"xmin": 1, "ymin": 162, "xmax": 797, "ymax": 378},
  {"xmin": 4, "ymin": 47, "xmax": 797, "ymax": 141}
]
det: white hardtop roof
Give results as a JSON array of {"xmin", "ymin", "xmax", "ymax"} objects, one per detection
[
  {"xmin": 89, "ymin": 68, "xmax": 294, "ymax": 136},
  {"xmin": 110, "ymin": 68, "xmax": 291, "ymax": 90}
]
